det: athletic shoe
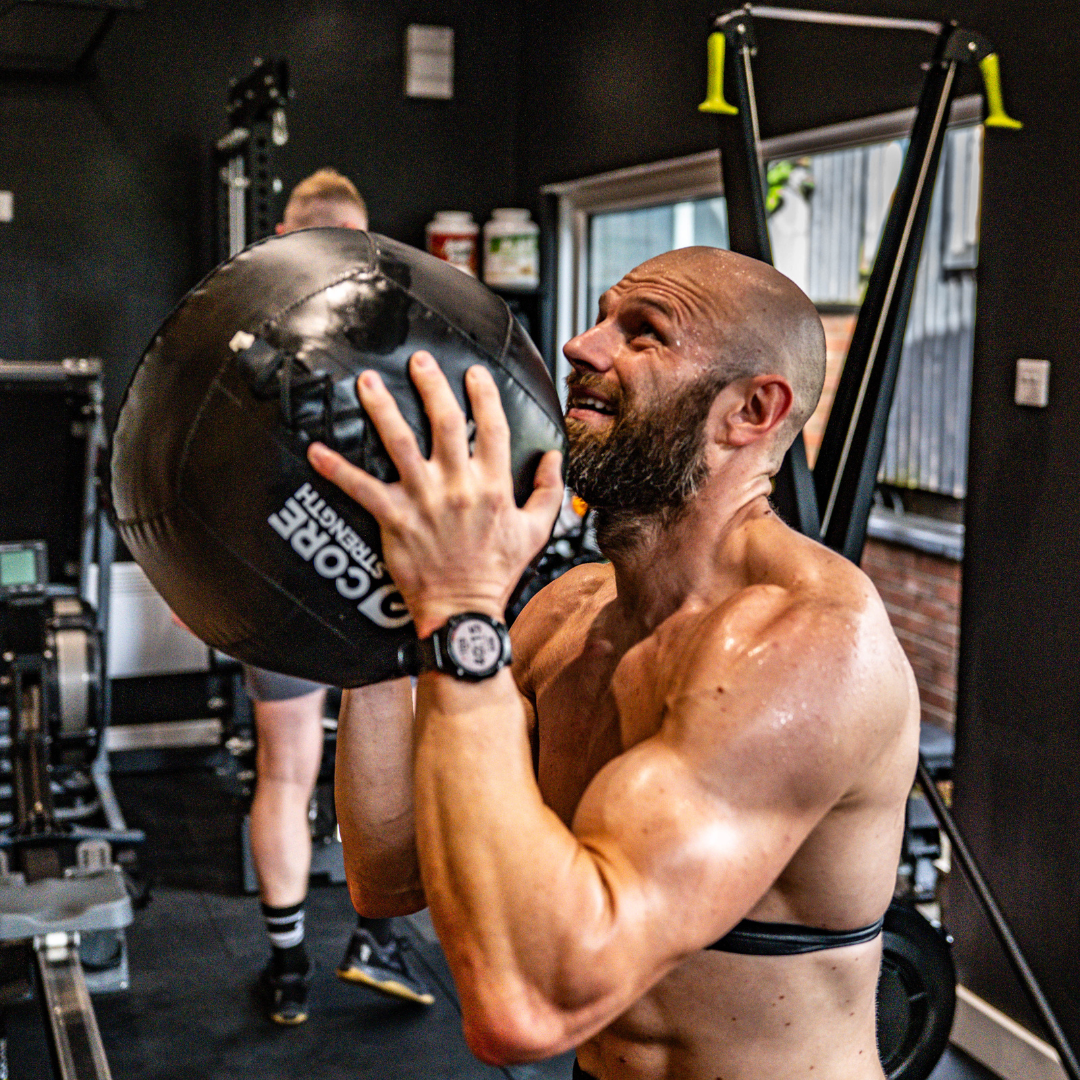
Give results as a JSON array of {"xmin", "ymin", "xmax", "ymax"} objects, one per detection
[
  {"xmin": 259, "ymin": 962, "xmax": 311, "ymax": 1025},
  {"xmin": 336, "ymin": 928, "xmax": 435, "ymax": 1005}
]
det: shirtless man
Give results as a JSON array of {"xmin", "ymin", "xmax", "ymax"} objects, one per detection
[{"xmin": 308, "ymin": 246, "xmax": 920, "ymax": 1079}]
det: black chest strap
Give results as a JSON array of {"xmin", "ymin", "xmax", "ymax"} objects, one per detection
[{"xmin": 708, "ymin": 916, "xmax": 885, "ymax": 956}]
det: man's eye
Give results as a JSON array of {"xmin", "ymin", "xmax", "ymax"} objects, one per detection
[{"xmin": 634, "ymin": 324, "xmax": 661, "ymax": 340}]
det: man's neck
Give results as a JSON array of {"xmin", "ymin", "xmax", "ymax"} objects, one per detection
[{"xmin": 598, "ymin": 472, "xmax": 775, "ymax": 636}]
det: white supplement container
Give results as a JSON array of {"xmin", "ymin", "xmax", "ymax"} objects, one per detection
[
  {"xmin": 482, "ymin": 208, "xmax": 540, "ymax": 290},
  {"xmin": 425, "ymin": 211, "xmax": 478, "ymax": 277}
]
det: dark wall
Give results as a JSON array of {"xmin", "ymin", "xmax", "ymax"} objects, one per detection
[
  {"xmin": 515, "ymin": 0, "xmax": 1080, "ymax": 1049},
  {"xmin": 0, "ymin": 0, "xmax": 524, "ymax": 424},
  {"xmin": 950, "ymin": 0, "xmax": 1080, "ymax": 1044},
  {"xmin": 514, "ymin": 0, "xmax": 950, "ymax": 200}
]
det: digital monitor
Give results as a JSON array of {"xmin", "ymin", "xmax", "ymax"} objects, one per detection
[{"xmin": 0, "ymin": 541, "xmax": 47, "ymax": 594}]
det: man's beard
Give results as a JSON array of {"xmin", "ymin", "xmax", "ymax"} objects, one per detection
[{"xmin": 565, "ymin": 368, "xmax": 724, "ymax": 548}]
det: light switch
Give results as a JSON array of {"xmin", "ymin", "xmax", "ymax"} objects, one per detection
[
  {"xmin": 1015, "ymin": 358, "xmax": 1050, "ymax": 408},
  {"xmin": 0, "ymin": 192, "xmax": 12, "ymax": 223}
]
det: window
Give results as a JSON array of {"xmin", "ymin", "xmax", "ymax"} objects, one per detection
[
  {"xmin": 545, "ymin": 96, "xmax": 982, "ymax": 508},
  {"xmin": 587, "ymin": 199, "xmax": 728, "ymax": 321}
]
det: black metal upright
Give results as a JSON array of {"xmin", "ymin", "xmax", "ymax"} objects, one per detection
[
  {"xmin": 813, "ymin": 26, "xmax": 965, "ymax": 562},
  {"xmin": 706, "ymin": 10, "xmax": 821, "ymax": 538},
  {"xmin": 215, "ymin": 58, "xmax": 291, "ymax": 262},
  {"xmin": 711, "ymin": 13, "xmax": 772, "ymax": 264}
]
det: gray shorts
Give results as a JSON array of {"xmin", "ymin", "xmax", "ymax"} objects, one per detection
[{"xmin": 243, "ymin": 664, "xmax": 327, "ymax": 703}]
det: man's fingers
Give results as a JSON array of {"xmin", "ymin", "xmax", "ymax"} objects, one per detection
[
  {"xmin": 357, "ymin": 370, "xmax": 427, "ymax": 483},
  {"xmin": 522, "ymin": 450, "xmax": 565, "ymax": 531},
  {"xmin": 307, "ymin": 442, "xmax": 396, "ymax": 521},
  {"xmin": 466, "ymin": 365, "xmax": 511, "ymax": 475},
  {"xmin": 409, "ymin": 352, "xmax": 469, "ymax": 472}
]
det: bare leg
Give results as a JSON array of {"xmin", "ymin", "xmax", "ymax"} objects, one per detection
[{"xmin": 250, "ymin": 688, "xmax": 327, "ymax": 907}]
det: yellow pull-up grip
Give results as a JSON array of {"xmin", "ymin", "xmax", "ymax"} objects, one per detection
[
  {"xmin": 980, "ymin": 53, "xmax": 1022, "ymax": 129},
  {"xmin": 699, "ymin": 31, "xmax": 739, "ymax": 115}
]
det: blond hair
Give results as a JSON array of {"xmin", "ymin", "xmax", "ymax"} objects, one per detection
[{"xmin": 283, "ymin": 168, "xmax": 368, "ymax": 229}]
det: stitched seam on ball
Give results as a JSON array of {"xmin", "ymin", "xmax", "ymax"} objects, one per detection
[
  {"xmin": 114, "ymin": 352, "xmax": 232, "ymax": 527},
  {"xmin": 498, "ymin": 296, "xmax": 514, "ymax": 363},
  {"xmin": 114, "ymin": 492, "xmax": 350, "ymax": 643},
  {"xmin": 380, "ymin": 276, "xmax": 563, "ymax": 430},
  {"xmin": 174, "ymin": 375, "xmax": 369, "ymax": 645},
  {"xmin": 262, "ymin": 266, "xmax": 375, "ymax": 327},
  {"xmin": 114, "ymin": 504, "xmax": 178, "ymax": 528},
  {"xmin": 174, "ymin": 353, "xmax": 237, "ymax": 511},
  {"xmin": 369, "ymin": 232, "xmax": 559, "ymax": 424}
]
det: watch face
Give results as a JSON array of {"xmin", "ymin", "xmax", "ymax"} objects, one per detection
[{"xmin": 447, "ymin": 618, "xmax": 504, "ymax": 675}]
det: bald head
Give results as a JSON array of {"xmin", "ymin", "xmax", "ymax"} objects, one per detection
[{"xmin": 628, "ymin": 247, "xmax": 826, "ymax": 452}]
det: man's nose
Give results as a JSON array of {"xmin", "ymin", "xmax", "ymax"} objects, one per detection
[{"xmin": 563, "ymin": 321, "xmax": 616, "ymax": 373}]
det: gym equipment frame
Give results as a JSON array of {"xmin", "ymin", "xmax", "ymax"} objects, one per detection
[
  {"xmin": 699, "ymin": 9, "xmax": 1080, "ymax": 1080},
  {"xmin": 215, "ymin": 57, "xmax": 291, "ymax": 262},
  {"xmin": 0, "ymin": 359, "xmax": 144, "ymax": 1080}
]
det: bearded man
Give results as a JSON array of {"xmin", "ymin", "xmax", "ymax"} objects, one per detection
[{"xmin": 308, "ymin": 246, "xmax": 919, "ymax": 1080}]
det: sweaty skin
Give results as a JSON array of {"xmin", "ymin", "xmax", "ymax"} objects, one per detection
[{"xmin": 310, "ymin": 248, "xmax": 919, "ymax": 1080}]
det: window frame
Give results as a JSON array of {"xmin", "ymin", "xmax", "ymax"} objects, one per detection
[{"xmin": 543, "ymin": 94, "xmax": 982, "ymax": 400}]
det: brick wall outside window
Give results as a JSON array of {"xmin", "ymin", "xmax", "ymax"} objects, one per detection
[
  {"xmin": 802, "ymin": 311, "xmax": 963, "ymax": 733},
  {"xmin": 860, "ymin": 538, "xmax": 961, "ymax": 732}
]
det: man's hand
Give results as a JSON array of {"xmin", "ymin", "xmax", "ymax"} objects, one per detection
[{"xmin": 308, "ymin": 351, "xmax": 564, "ymax": 637}]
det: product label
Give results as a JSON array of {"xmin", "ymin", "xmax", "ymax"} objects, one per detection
[
  {"xmin": 428, "ymin": 232, "xmax": 478, "ymax": 276},
  {"xmin": 484, "ymin": 234, "xmax": 539, "ymax": 287},
  {"xmin": 268, "ymin": 482, "xmax": 412, "ymax": 629}
]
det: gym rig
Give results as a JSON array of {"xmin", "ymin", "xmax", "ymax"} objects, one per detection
[
  {"xmin": 214, "ymin": 60, "xmax": 352, "ymax": 893},
  {"xmin": 0, "ymin": 360, "xmax": 144, "ymax": 1080},
  {"xmin": 698, "ymin": 8, "xmax": 1078, "ymax": 1080},
  {"xmin": 216, "ymin": 56, "xmax": 291, "ymax": 263}
]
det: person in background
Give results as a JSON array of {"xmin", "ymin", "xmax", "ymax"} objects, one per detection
[{"xmin": 255, "ymin": 167, "xmax": 433, "ymax": 1026}]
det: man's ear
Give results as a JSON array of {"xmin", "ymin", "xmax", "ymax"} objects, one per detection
[
  {"xmin": 275, "ymin": 223, "xmax": 286, "ymax": 235},
  {"xmin": 724, "ymin": 375, "xmax": 794, "ymax": 447}
]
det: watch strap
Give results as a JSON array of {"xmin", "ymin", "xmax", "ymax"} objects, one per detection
[{"xmin": 417, "ymin": 632, "xmax": 441, "ymax": 673}]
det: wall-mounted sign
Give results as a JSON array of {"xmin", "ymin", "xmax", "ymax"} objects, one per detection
[{"xmin": 405, "ymin": 24, "xmax": 453, "ymax": 100}]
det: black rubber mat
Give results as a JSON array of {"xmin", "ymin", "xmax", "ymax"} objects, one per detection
[{"xmin": 7, "ymin": 884, "xmax": 574, "ymax": 1079}]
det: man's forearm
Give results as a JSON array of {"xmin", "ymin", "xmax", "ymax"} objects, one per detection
[
  {"xmin": 336, "ymin": 677, "xmax": 425, "ymax": 915},
  {"xmin": 413, "ymin": 670, "xmax": 625, "ymax": 1058}
]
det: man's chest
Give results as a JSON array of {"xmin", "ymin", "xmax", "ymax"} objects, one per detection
[{"xmin": 531, "ymin": 626, "xmax": 681, "ymax": 826}]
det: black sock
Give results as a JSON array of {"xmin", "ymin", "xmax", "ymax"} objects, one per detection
[
  {"xmin": 262, "ymin": 901, "xmax": 309, "ymax": 974},
  {"xmin": 358, "ymin": 915, "xmax": 394, "ymax": 947}
]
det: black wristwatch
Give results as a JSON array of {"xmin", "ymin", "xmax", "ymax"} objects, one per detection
[{"xmin": 417, "ymin": 612, "xmax": 512, "ymax": 681}]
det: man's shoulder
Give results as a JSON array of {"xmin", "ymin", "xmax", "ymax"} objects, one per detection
[
  {"xmin": 677, "ymin": 522, "xmax": 908, "ymax": 725},
  {"xmin": 738, "ymin": 513, "xmax": 890, "ymax": 627},
  {"xmin": 661, "ymin": 565, "xmax": 913, "ymax": 806}
]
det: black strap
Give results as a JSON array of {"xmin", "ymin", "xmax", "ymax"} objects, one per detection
[
  {"xmin": 708, "ymin": 916, "xmax": 885, "ymax": 956},
  {"xmin": 572, "ymin": 1061, "xmax": 598, "ymax": 1080}
]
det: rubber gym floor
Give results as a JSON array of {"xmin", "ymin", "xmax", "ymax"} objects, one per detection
[{"xmin": 6, "ymin": 763, "xmax": 995, "ymax": 1080}]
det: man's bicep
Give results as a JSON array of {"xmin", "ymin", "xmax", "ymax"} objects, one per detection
[{"xmin": 568, "ymin": 662, "xmax": 858, "ymax": 963}]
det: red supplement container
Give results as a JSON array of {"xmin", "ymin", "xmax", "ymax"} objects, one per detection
[{"xmin": 425, "ymin": 211, "xmax": 479, "ymax": 277}]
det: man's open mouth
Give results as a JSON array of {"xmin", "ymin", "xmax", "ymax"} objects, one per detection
[{"xmin": 567, "ymin": 393, "xmax": 617, "ymax": 417}]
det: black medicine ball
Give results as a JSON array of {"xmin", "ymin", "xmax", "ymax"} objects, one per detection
[{"xmin": 111, "ymin": 230, "xmax": 565, "ymax": 687}]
